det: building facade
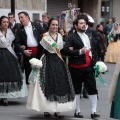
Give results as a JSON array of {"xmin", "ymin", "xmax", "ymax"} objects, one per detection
[
  {"xmin": 80, "ymin": 0, "xmax": 120, "ymax": 24},
  {"xmin": 0, "ymin": 0, "xmax": 120, "ymax": 24},
  {"xmin": 47, "ymin": 0, "xmax": 120, "ymax": 25},
  {"xmin": 0, "ymin": 0, "xmax": 47, "ymax": 22}
]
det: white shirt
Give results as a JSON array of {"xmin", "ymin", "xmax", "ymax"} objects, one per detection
[
  {"xmin": 12, "ymin": 21, "xmax": 16, "ymax": 27},
  {"xmin": 24, "ymin": 22, "xmax": 38, "ymax": 47},
  {"xmin": 77, "ymin": 32, "xmax": 92, "ymax": 56},
  {"xmin": 86, "ymin": 25, "xmax": 88, "ymax": 30},
  {"xmin": 77, "ymin": 32, "xmax": 91, "ymax": 50}
]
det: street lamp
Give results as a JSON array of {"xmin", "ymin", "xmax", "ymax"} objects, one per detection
[{"xmin": 11, "ymin": 0, "xmax": 15, "ymax": 13}]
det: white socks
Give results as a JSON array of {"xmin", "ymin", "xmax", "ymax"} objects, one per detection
[
  {"xmin": 75, "ymin": 94, "xmax": 97, "ymax": 114},
  {"xmin": 75, "ymin": 94, "xmax": 81, "ymax": 114},
  {"xmin": 89, "ymin": 95, "xmax": 97, "ymax": 114}
]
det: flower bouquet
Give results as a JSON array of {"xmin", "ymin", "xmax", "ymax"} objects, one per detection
[
  {"xmin": 94, "ymin": 61, "xmax": 107, "ymax": 86},
  {"xmin": 28, "ymin": 58, "xmax": 43, "ymax": 83},
  {"xmin": 29, "ymin": 58, "xmax": 43, "ymax": 69}
]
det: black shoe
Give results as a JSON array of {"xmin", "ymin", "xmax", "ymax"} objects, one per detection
[
  {"xmin": 0, "ymin": 99, "xmax": 4, "ymax": 104},
  {"xmin": 26, "ymin": 82, "xmax": 30, "ymax": 85},
  {"xmin": 91, "ymin": 112, "xmax": 100, "ymax": 119},
  {"xmin": 54, "ymin": 113, "xmax": 64, "ymax": 119},
  {"xmin": 74, "ymin": 112, "xmax": 84, "ymax": 118},
  {"xmin": 44, "ymin": 112, "xmax": 51, "ymax": 118}
]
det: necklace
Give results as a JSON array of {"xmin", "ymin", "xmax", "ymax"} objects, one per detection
[{"xmin": 49, "ymin": 32, "xmax": 58, "ymax": 42}]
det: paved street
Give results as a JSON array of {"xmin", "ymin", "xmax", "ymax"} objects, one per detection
[{"xmin": 0, "ymin": 63, "xmax": 116, "ymax": 120}]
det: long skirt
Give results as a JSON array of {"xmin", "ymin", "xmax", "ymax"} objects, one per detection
[
  {"xmin": 110, "ymin": 73, "xmax": 120, "ymax": 119},
  {"xmin": 105, "ymin": 40, "xmax": 120, "ymax": 63},
  {"xmin": 0, "ymin": 48, "xmax": 27, "ymax": 98},
  {"xmin": 27, "ymin": 53, "xmax": 76, "ymax": 112}
]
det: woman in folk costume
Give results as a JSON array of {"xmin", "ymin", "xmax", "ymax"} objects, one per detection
[
  {"xmin": 26, "ymin": 18, "xmax": 75, "ymax": 118},
  {"xmin": 104, "ymin": 22, "xmax": 120, "ymax": 63},
  {"xmin": 109, "ymin": 55, "xmax": 120, "ymax": 119},
  {"xmin": 0, "ymin": 16, "xmax": 27, "ymax": 106}
]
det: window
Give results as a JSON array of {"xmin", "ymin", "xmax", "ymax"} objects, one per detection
[
  {"xmin": 101, "ymin": 0, "xmax": 112, "ymax": 22},
  {"xmin": 33, "ymin": 13, "xmax": 40, "ymax": 22}
]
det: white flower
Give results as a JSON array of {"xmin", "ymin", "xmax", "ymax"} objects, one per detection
[
  {"xmin": 29, "ymin": 58, "xmax": 43, "ymax": 69},
  {"xmin": 95, "ymin": 61, "xmax": 107, "ymax": 73}
]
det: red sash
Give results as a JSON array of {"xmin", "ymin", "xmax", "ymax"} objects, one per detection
[
  {"xmin": 70, "ymin": 50, "xmax": 92, "ymax": 68},
  {"xmin": 28, "ymin": 47, "xmax": 38, "ymax": 55}
]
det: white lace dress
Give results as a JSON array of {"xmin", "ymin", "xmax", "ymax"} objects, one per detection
[{"xmin": 26, "ymin": 32, "xmax": 76, "ymax": 112}]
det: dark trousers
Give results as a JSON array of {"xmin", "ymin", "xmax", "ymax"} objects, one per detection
[
  {"xmin": 24, "ymin": 55, "xmax": 36, "ymax": 84},
  {"xmin": 69, "ymin": 66, "xmax": 98, "ymax": 95}
]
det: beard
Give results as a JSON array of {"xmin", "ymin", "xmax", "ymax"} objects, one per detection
[{"xmin": 77, "ymin": 28, "xmax": 86, "ymax": 33}]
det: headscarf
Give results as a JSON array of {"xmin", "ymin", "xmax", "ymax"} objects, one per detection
[{"xmin": 109, "ymin": 22, "xmax": 120, "ymax": 36}]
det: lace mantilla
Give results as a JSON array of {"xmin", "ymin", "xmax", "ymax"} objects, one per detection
[{"xmin": 39, "ymin": 54, "xmax": 75, "ymax": 103}]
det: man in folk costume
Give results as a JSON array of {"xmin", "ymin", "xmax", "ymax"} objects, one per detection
[
  {"xmin": 63, "ymin": 15, "xmax": 100, "ymax": 119},
  {"xmin": 83, "ymin": 14, "xmax": 100, "ymax": 97},
  {"xmin": 15, "ymin": 11, "xmax": 44, "ymax": 85}
]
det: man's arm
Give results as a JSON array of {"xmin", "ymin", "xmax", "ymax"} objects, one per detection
[
  {"xmin": 15, "ymin": 28, "xmax": 25, "ymax": 54},
  {"xmin": 63, "ymin": 35, "xmax": 80, "ymax": 56}
]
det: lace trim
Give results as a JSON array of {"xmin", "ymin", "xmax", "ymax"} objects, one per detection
[
  {"xmin": 39, "ymin": 55, "xmax": 46, "ymax": 95},
  {"xmin": 65, "ymin": 63, "xmax": 75, "ymax": 99},
  {"xmin": 0, "ymin": 81, "xmax": 22, "ymax": 93},
  {"xmin": 0, "ymin": 60, "xmax": 23, "ymax": 93},
  {"xmin": 46, "ymin": 94, "xmax": 75, "ymax": 103},
  {"xmin": 17, "ymin": 59, "xmax": 24, "ymax": 82},
  {"xmin": 39, "ymin": 55, "xmax": 75, "ymax": 103}
]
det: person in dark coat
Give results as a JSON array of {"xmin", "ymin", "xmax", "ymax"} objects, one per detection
[
  {"xmin": 78, "ymin": 14, "xmax": 100, "ymax": 99},
  {"xmin": 41, "ymin": 12, "xmax": 49, "ymax": 32},
  {"xmin": 63, "ymin": 15, "xmax": 100, "ymax": 119},
  {"xmin": 96, "ymin": 24, "xmax": 107, "ymax": 61},
  {"xmin": 15, "ymin": 11, "xmax": 44, "ymax": 85}
]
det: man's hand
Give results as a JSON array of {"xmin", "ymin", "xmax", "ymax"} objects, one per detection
[
  {"xmin": 24, "ymin": 50, "xmax": 32, "ymax": 57},
  {"xmin": 81, "ymin": 47, "xmax": 87, "ymax": 54},
  {"xmin": 20, "ymin": 45, "xmax": 26, "ymax": 49}
]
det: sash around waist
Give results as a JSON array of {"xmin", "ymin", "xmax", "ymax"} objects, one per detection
[
  {"xmin": 28, "ymin": 47, "xmax": 38, "ymax": 55},
  {"xmin": 70, "ymin": 50, "xmax": 92, "ymax": 68}
]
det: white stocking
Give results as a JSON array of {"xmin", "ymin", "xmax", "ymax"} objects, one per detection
[
  {"xmin": 75, "ymin": 94, "xmax": 81, "ymax": 114},
  {"xmin": 89, "ymin": 95, "xmax": 97, "ymax": 114}
]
